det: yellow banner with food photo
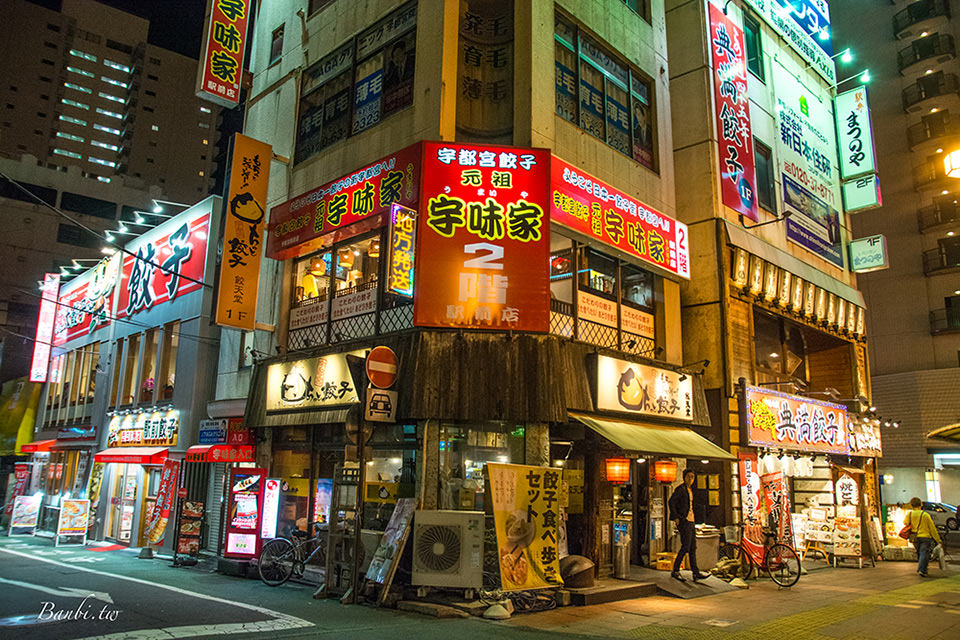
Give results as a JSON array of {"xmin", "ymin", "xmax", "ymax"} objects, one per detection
[{"xmin": 488, "ymin": 463, "xmax": 563, "ymax": 591}]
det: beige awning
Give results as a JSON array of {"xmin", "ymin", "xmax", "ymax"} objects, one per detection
[
  {"xmin": 928, "ymin": 423, "xmax": 960, "ymax": 442},
  {"xmin": 569, "ymin": 412, "xmax": 735, "ymax": 460},
  {"xmin": 723, "ymin": 220, "xmax": 865, "ymax": 307}
]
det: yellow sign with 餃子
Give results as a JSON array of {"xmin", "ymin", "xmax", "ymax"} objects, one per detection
[
  {"xmin": 487, "ymin": 463, "xmax": 563, "ymax": 591},
  {"xmin": 216, "ymin": 133, "xmax": 272, "ymax": 330}
]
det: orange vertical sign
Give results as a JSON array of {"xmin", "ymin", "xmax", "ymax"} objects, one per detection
[{"xmin": 216, "ymin": 133, "xmax": 272, "ymax": 330}]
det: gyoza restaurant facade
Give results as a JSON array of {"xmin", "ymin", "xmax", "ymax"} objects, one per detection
[{"xmin": 244, "ymin": 141, "xmax": 733, "ymax": 575}]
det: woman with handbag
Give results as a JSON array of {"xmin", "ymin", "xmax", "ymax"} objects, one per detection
[{"xmin": 902, "ymin": 497, "xmax": 942, "ymax": 577}]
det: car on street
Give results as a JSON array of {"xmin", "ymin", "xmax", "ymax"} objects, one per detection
[{"xmin": 921, "ymin": 501, "xmax": 958, "ymax": 531}]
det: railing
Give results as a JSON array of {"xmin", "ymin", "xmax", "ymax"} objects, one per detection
[
  {"xmin": 897, "ymin": 34, "xmax": 955, "ymax": 72},
  {"xmin": 903, "ymin": 73, "xmax": 960, "ymax": 111},
  {"xmin": 930, "ymin": 308, "xmax": 960, "ymax": 333},
  {"xmin": 918, "ymin": 197, "xmax": 960, "ymax": 231},
  {"xmin": 907, "ymin": 116, "xmax": 960, "ymax": 148},
  {"xmin": 548, "ymin": 296, "xmax": 657, "ymax": 355},
  {"xmin": 922, "ymin": 247, "xmax": 960, "ymax": 274},
  {"xmin": 894, "ymin": 0, "xmax": 951, "ymax": 37}
]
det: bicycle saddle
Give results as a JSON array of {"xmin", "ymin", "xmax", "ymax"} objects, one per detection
[{"xmin": 291, "ymin": 529, "xmax": 308, "ymax": 538}]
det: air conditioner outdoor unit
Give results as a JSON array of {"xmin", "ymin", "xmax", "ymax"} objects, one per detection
[{"xmin": 411, "ymin": 510, "xmax": 484, "ymax": 589}]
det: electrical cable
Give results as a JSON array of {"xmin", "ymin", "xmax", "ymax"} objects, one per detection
[
  {"xmin": 17, "ymin": 288, "xmax": 221, "ymax": 347},
  {"xmin": 0, "ymin": 171, "xmax": 213, "ymax": 290}
]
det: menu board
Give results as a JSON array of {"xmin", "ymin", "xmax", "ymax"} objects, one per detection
[
  {"xmin": 833, "ymin": 516, "xmax": 862, "ymax": 557},
  {"xmin": 9, "ymin": 495, "xmax": 43, "ymax": 535},
  {"xmin": 223, "ymin": 468, "xmax": 266, "ymax": 559},
  {"xmin": 56, "ymin": 499, "xmax": 90, "ymax": 546},
  {"xmin": 177, "ymin": 501, "xmax": 204, "ymax": 556}
]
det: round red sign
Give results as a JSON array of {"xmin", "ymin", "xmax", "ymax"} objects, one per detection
[
  {"xmin": 366, "ymin": 346, "xmax": 398, "ymax": 389},
  {"xmin": 178, "ymin": 487, "xmax": 188, "ymax": 499}
]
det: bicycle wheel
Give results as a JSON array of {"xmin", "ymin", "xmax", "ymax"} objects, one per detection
[
  {"xmin": 718, "ymin": 543, "xmax": 752, "ymax": 579},
  {"xmin": 258, "ymin": 538, "xmax": 298, "ymax": 586},
  {"xmin": 765, "ymin": 543, "xmax": 801, "ymax": 588}
]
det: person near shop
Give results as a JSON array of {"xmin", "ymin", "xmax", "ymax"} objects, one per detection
[
  {"xmin": 669, "ymin": 468, "xmax": 710, "ymax": 582},
  {"xmin": 907, "ymin": 496, "xmax": 941, "ymax": 577}
]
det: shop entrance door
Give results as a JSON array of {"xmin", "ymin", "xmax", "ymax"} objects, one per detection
[
  {"xmin": 107, "ymin": 464, "xmax": 139, "ymax": 545},
  {"xmin": 632, "ymin": 460, "xmax": 652, "ymax": 566}
]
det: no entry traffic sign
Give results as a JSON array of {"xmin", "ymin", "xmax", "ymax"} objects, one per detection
[{"xmin": 366, "ymin": 346, "xmax": 398, "ymax": 389}]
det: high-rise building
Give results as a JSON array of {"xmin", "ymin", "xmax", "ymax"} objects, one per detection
[
  {"xmin": 833, "ymin": 0, "xmax": 960, "ymax": 503},
  {"xmin": 0, "ymin": 0, "xmax": 221, "ymax": 203}
]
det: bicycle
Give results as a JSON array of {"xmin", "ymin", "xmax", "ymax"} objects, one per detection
[
  {"xmin": 718, "ymin": 523, "xmax": 802, "ymax": 588},
  {"xmin": 258, "ymin": 522, "xmax": 329, "ymax": 586}
]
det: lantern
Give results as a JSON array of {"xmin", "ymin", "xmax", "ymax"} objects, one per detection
[
  {"xmin": 654, "ymin": 460, "xmax": 678, "ymax": 482},
  {"xmin": 945, "ymin": 149, "xmax": 960, "ymax": 178},
  {"xmin": 604, "ymin": 457, "xmax": 631, "ymax": 484}
]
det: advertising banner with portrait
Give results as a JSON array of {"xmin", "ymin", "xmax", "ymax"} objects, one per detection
[
  {"xmin": 53, "ymin": 255, "xmax": 120, "ymax": 346},
  {"xmin": 550, "ymin": 157, "xmax": 690, "ymax": 279},
  {"xmin": 773, "ymin": 61, "xmax": 843, "ymax": 267},
  {"xmin": 761, "ymin": 471, "xmax": 793, "ymax": 545},
  {"xmin": 216, "ymin": 133, "xmax": 272, "ymax": 330},
  {"xmin": 745, "ymin": 386, "xmax": 848, "ymax": 454},
  {"xmin": 267, "ymin": 144, "xmax": 421, "ymax": 261},
  {"xmin": 4, "ymin": 463, "xmax": 30, "ymax": 516},
  {"xmin": 414, "ymin": 142, "xmax": 550, "ymax": 332},
  {"xmin": 488, "ymin": 463, "xmax": 563, "ymax": 591},
  {"xmin": 708, "ymin": 4, "xmax": 758, "ymax": 222},
  {"xmin": 29, "ymin": 273, "xmax": 59, "ymax": 382}
]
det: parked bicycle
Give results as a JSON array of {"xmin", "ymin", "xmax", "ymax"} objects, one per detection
[
  {"xmin": 718, "ymin": 523, "xmax": 802, "ymax": 588},
  {"xmin": 257, "ymin": 522, "xmax": 329, "ymax": 586}
]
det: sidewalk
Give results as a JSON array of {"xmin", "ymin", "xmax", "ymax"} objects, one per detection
[{"xmin": 504, "ymin": 560, "xmax": 960, "ymax": 639}]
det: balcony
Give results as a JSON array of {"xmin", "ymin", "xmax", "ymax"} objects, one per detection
[
  {"xmin": 894, "ymin": 0, "xmax": 951, "ymax": 40},
  {"xmin": 922, "ymin": 247, "xmax": 960, "ymax": 274},
  {"xmin": 907, "ymin": 115, "xmax": 960, "ymax": 150},
  {"xmin": 930, "ymin": 308, "xmax": 960, "ymax": 334},
  {"xmin": 898, "ymin": 34, "xmax": 955, "ymax": 76},
  {"xmin": 918, "ymin": 197, "xmax": 960, "ymax": 231},
  {"xmin": 903, "ymin": 73, "xmax": 960, "ymax": 113}
]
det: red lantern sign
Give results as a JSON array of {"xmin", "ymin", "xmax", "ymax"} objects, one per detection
[
  {"xmin": 654, "ymin": 460, "xmax": 678, "ymax": 483},
  {"xmin": 605, "ymin": 457, "xmax": 631, "ymax": 484}
]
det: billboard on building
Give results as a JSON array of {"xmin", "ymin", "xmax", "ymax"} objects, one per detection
[
  {"xmin": 742, "ymin": 0, "xmax": 836, "ymax": 84},
  {"xmin": 29, "ymin": 273, "xmax": 60, "ymax": 382},
  {"xmin": 745, "ymin": 386, "xmax": 849, "ymax": 454},
  {"xmin": 196, "ymin": 0, "xmax": 250, "ymax": 107},
  {"xmin": 216, "ymin": 134, "xmax": 272, "ymax": 330},
  {"xmin": 550, "ymin": 157, "xmax": 690, "ymax": 279},
  {"xmin": 267, "ymin": 144, "xmax": 421, "ymax": 261},
  {"xmin": 835, "ymin": 86, "xmax": 877, "ymax": 180},
  {"xmin": 773, "ymin": 61, "xmax": 843, "ymax": 267},
  {"xmin": 53, "ymin": 256, "xmax": 120, "ymax": 346},
  {"xmin": 116, "ymin": 205, "xmax": 212, "ymax": 319},
  {"xmin": 708, "ymin": 4, "xmax": 759, "ymax": 222},
  {"xmin": 414, "ymin": 142, "xmax": 550, "ymax": 332}
]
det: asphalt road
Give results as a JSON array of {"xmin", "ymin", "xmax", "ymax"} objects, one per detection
[{"xmin": 0, "ymin": 536, "xmax": 563, "ymax": 640}]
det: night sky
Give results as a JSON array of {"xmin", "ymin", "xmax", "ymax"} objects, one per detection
[{"xmin": 27, "ymin": 0, "xmax": 208, "ymax": 59}]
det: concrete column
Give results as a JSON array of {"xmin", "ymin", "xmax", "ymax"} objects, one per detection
[
  {"xmin": 419, "ymin": 419, "xmax": 439, "ymax": 509},
  {"xmin": 524, "ymin": 422, "xmax": 550, "ymax": 468}
]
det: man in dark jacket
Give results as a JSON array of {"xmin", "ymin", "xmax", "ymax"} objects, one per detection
[{"xmin": 669, "ymin": 468, "xmax": 710, "ymax": 582}]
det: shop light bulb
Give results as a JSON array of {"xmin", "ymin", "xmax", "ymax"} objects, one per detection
[
  {"xmin": 636, "ymin": 458, "xmax": 646, "ymax": 464},
  {"xmin": 840, "ymin": 49, "xmax": 852, "ymax": 63},
  {"xmin": 701, "ymin": 459, "xmax": 710, "ymax": 464},
  {"xmin": 389, "ymin": 457, "xmax": 401, "ymax": 464},
  {"xmin": 553, "ymin": 459, "xmax": 565, "ymax": 467},
  {"xmin": 366, "ymin": 461, "xmax": 374, "ymax": 466},
  {"xmin": 496, "ymin": 455, "xmax": 508, "ymax": 463}
]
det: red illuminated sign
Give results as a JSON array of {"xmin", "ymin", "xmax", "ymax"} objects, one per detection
[
  {"xmin": 224, "ymin": 467, "xmax": 266, "ymax": 559},
  {"xmin": 30, "ymin": 273, "xmax": 59, "ymax": 382},
  {"xmin": 550, "ymin": 157, "xmax": 690, "ymax": 279},
  {"xmin": 709, "ymin": 3, "xmax": 758, "ymax": 222},
  {"xmin": 267, "ymin": 143, "xmax": 421, "ymax": 261},
  {"xmin": 414, "ymin": 142, "xmax": 550, "ymax": 332},
  {"xmin": 196, "ymin": 0, "xmax": 250, "ymax": 107},
  {"xmin": 116, "ymin": 212, "xmax": 211, "ymax": 319}
]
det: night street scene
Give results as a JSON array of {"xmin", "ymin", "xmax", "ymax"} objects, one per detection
[{"xmin": 2, "ymin": 1, "xmax": 960, "ymax": 639}]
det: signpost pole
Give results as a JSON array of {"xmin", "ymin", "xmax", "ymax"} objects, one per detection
[{"xmin": 344, "ymin": 354, "xmax": 369, "ymax": 605}]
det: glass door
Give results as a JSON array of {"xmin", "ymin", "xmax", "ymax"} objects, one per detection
[{"xmin": 111, "ymin": 464, "xmax": 139, "ymax": 544}]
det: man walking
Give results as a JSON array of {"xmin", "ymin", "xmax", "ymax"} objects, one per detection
[{"xmin": 669, "ymin": 468, "xmax": 710, "ymax": 582}]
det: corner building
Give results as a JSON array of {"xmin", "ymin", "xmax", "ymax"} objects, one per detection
[
  {"xmin": 219, "ymin": 0, "xmax": 733, "ymax": 578},
  {"xmin": 665, "ymin": 1, "xmax": 881, "ymax": 527}
]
